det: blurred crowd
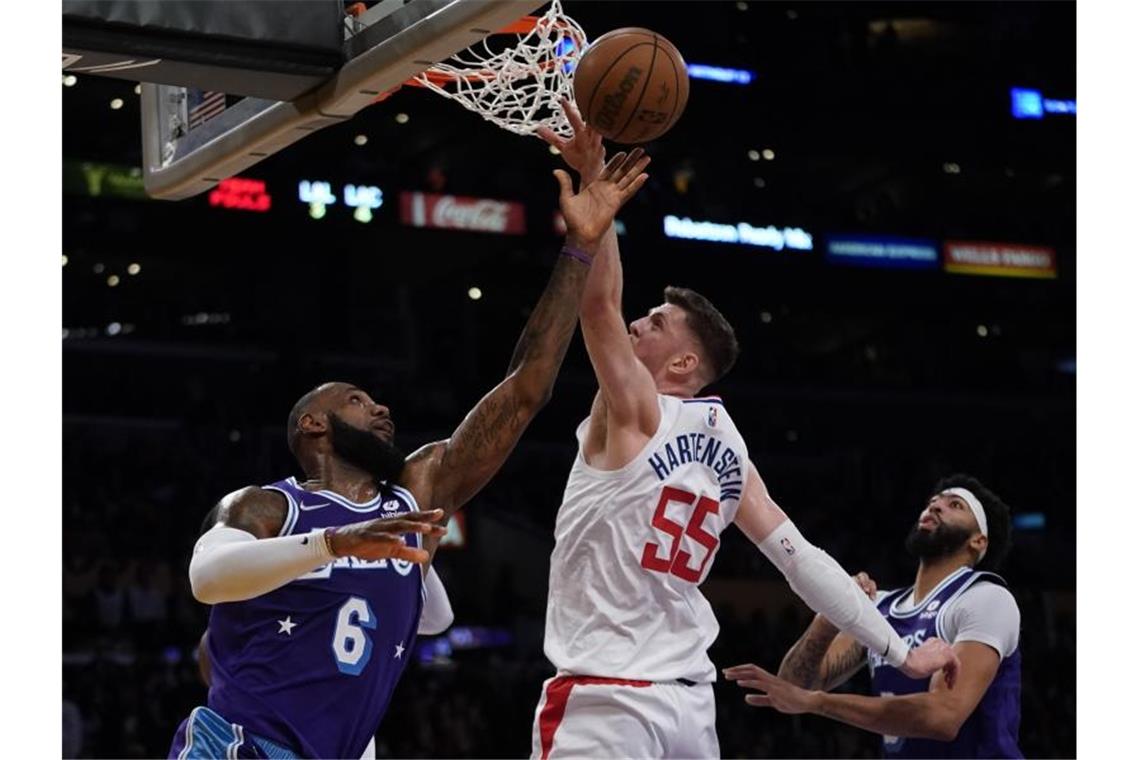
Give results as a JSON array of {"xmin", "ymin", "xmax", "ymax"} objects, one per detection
[{"xmin": 62, "ymin": 417, "xmax": 1074, "ymax": 758}]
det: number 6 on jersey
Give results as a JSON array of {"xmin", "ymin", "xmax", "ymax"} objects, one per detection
[{"xmin": 332, "ymin": 596, "xmax": 377, "ymax": 675}]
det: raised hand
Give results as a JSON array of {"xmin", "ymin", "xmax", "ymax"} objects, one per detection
[
  {"xmin": 537, "ymin": 98, "xmax": 606, "ymax": 184},
  {"xmin": 900, "ymin": 637, "xmax": 960, "ymax": 689},
  {"xmin": 554, "ymin": 148, "xmax": 650, "ymax": 248},
  {"xmin": 328, "ymin": 509, "xmax": 447, "ymax": 564},
  {"xmin": 724, "ymin": 663, "xmax": 821, "ymax": 714}
]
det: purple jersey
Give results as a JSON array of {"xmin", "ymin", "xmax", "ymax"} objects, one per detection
[
  {"xmin": 205, "ymin": 477, "xmax": 425, "ymax": 759},
  {"xmin": 869, "ymin": 568, "xmax": 1022, "ymax": 759}
]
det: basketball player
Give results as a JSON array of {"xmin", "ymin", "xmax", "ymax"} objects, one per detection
[
  {"xmin": 529, "ymin": 101, "xmax": 959, "ymax": 759},
  {"xmin": 167, "ymin": 149, "xmax": 652, "ymax": 760},
  {"xmin": 726, "ymin": 474, "xmax": 1021, "ymax": 758}
]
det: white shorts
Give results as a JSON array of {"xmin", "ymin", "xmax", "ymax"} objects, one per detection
[{"xmin": 529, "ymin": 675, "xmax": 718, "ymax": 760}]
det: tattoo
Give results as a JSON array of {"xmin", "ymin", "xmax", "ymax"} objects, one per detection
[
  {"xmin": 507, "ymin": 255, "xmax": 588, "ymax": 376},
  {"xmin": 219, "ymin": 487, "xmax": 287, "ymax": 539},
  {"xmin": 783, "ymin": 632, "xmax": 835, "ymax": 689},
  {"xmin": 435, "ymin": 252, "xmax": 589, "ymax": 513},
  {"xmin": 781, "ymin": 620, "xmax": 868, "ymax": 691},
  {"xmin": 821, "ymin": 641, "xmax": 869, "ymax": 691}
]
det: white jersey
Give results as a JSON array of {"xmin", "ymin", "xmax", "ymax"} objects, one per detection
[{"xmin": 544, "ymin": 394, "xmax": 749, "ymax": 683}]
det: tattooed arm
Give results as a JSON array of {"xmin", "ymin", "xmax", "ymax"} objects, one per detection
[
  {"xmin": 403, "ymin": 150, "xmax": 651, "ymax": 554},
  {"xmin": 779, "ymin": 616, "xmax": 869, "ymax": 691}
]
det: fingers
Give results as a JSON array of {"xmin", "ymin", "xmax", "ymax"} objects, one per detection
[
  {"xmin": 722, "ymin": 664, "xmax": 762, "ymax": 680},
  {"xmin": 597, "ymin": 151, "xmax": 629, "ymax": 182},
  {"xmin": 397, "ymin": 509, "xmax": 446, "ymax": 524},
  {"xmin": 366, "ymin": 519, "xmax": 446, "ymax": 536},
  {"xmin": 560, "ymin": 97, "xmax": 588, "ymax": 133},
  {"xmin": 553, "ymin": 169, "xmax": 575, "ymax": 202},
  {"xmin": 617, "ymin": 147, "xmax": 646, "ymax": 176},
  {"xmin": 744, "ymin": 694, "xmax": 773, "ymax": 708},
  {"xmin": 392, "ymin": 545, "xmax": 432, "ymax": 564},
  {"xmin": 853, "ymin": 571, "xmax": 877, "ymax": 599},
  {"xmin": 616, "ymin": 156, "xmax": 651, "ymax": 191},
  {"xmin": 535, "ymin": 126, "xmax": 564, "ymax": 149}
]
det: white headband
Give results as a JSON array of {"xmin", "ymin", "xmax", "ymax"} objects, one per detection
[{"xmin": 942, "ymin": 487, "xmax": 988, "ymax": 560}]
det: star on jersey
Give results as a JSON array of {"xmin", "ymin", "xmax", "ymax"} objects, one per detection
[
  {"xmin": 394, "ymin": 642, "xmax": 405, "ymax": 659},
  {"xmin": 277, "ymin": 616, "xmax": 297, "ymax": 635}
]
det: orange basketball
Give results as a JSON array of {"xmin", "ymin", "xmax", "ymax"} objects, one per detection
[{"xmin": 572, "ymin": 27, "xmax": 689, "ymax": 144}]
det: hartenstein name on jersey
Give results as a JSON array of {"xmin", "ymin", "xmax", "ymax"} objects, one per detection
[
  {"xmin": 646, "ymin": 432, "xmax": 744, "ymax": 501},
  {"xmin": 298, "ymin": 552, "xmax": 417, "ymax": 580}
]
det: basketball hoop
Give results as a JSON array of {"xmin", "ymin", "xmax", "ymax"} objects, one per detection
[{"xmin": 382, "ymin": 0, "xmax": 587, "ymax": 138}]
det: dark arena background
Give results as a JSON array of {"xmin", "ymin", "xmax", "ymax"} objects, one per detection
[{"xmin": 61, "ymin": 2, "xmax": 1075, "ymax": 757}]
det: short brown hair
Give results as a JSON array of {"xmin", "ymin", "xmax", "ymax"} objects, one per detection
[{"xmin": 664, "ymin": 286, "xmax": 739, "ymax": 385}]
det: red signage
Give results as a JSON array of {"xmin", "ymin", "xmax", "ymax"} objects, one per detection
[
  {"xmin": 400, "ymin": 191, "xmax": 525, "ymax": 235},
  {"xmin": 209, "ymin": 177, "xmax": 271, "ymax": 212},
  {"xmin": 943, "ymin": 241, "xmax": 1057, "ymax": 279}
]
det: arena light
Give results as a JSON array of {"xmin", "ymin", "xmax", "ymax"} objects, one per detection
[
  {"xmin": 663, "ymin": 214, "xmax": 813, "ymax": 251},
  {"xmin": 354, "ymin": 134, "xmax": 368, "ymax": 146},
  {"xmin": 747, "ymin": 149, "xmax": 760, "ymax": 161},
  {"xmin": 762, "ymin": 148, "xmax": 775, "ymax": 161},
  {"xmin": 110, "ymin": 98, "xmax": 124, "ymax": 110},
  {"xmin": 127, "ymin": 262, "xmax": 141, "ymax": 275},
  {"xmin": 107, "ymin": 275, "xmax": 120, "ymax": 287},
  {"xmin": 468, "ymin": 286, "xmax": 483, "ymax": 300},
  {"xmin": 687, "ymin": 64, "xmax": 754, "ymax": 85},
  {"xmin": 395, "ymin": 112, "xmax": 410, "ymax": 124},
  {"xmin": 1013, "ymin": 513, "xmax": 1046, "ymax": 531},
  {"xmin": 209, "ymin": 177, "xmax": 271, "ymax": 212},
  {"xmin": 826, "ymin": 235, "xmax": 939, "ymax": 270},
  {"xmin": 106, "ymin": 322, "xmax": 122, "ymax": 336},
  {"xmin": 1011, "ymin": 87, "xmax": 1075, "ymax": 119},
  {"xmin": 62, "ymin": 255, "xmax": 69, "ymax": 267},
  {"xmin": 944, "ymin": 240, "xmax": 1057, "ymax": 279},
  {"xmin": 63, "ymin": 74, "xmax": 77, "ymax": 87},
  {"xmin": 345, "ymin": 184, "xmax": 383, "ymax": 211}
]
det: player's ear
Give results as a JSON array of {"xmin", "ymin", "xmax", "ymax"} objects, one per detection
[
  {"xmin": 298, "ymin": 411, "xmax": 327, "ymax": 436},
  {"xmin": 969, "ymin": 533, "xmax": 989, "ymax": 564},
  {"xmin": 669, "ymin": 351, "xmax": 700, "ymax": 378}
]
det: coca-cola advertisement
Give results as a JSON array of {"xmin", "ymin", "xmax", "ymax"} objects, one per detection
[{"xmin": 399, "ymin": 191, "xmax": 526, "ymax": 235}]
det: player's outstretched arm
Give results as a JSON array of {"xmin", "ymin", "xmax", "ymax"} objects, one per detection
[
  {"xmin": 771, "ymin": 616, "xmax": 870, "ymax": 691},
  {"xmin": 408, "ymin": 151, "xmax": 651, "ymax": 531},
  {"xmin": 726, "ymin": 642, "xmax": 1001, "ymax": 741},
  {"xmin": 540, "ymin": 100, "xmax": 656, "ymax": 463},
  {"xmin": 189, "ymin": 487, "xmax": 445, "ymax": 604},
  {"xmin": 732, "ymin": 461, "xmax": 960, "ymax": 686}
]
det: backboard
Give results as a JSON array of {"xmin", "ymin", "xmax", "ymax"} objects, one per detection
[{"xmin": 140, "ymin": 0, "xmax": 547, "ymax": 200}]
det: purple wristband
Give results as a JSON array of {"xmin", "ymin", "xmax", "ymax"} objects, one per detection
[{"xmin": 560, "ymin": 244, "xmax": 593, "ymax": 266}]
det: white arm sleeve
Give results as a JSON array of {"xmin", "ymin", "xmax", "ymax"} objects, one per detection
[
  {"xmin": 189, "ymin": 524, "xmax": 335, "ymax": 604},
  {"xmin": 756, "ymin": 520, "xmax": 910, "ymax": 668},
  {"xmin": 940, "ymin": 582, "xmax": 1021, "ymax": 658},
  {"xmin": 417, "ymin": 565, "xmax": 455, "ymax": 635}
]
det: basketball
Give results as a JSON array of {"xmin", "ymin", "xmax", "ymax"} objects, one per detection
[{"xmin": 572, "ymin": 27, "xmax": 689, "ymax": 144}]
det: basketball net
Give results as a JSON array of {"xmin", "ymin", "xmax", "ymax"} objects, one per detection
[{"xmin": 406, "ymin": 0, "xmax": 588, "ymax": 137}]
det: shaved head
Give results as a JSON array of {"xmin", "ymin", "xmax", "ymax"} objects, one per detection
[
  {"xmin": 286, "ymin": 382, "xmax": 349, "ymax": 457},
  {"xmin": 285, "ymin": 382, "xmax": 406, "ymax": 482}
]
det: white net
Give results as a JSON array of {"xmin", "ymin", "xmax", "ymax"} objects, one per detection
[{"xmin": 412, "ymin": 0, "xmax": 587, "ymax": 137}]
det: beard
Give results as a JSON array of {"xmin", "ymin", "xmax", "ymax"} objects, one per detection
[
  {"xmin": 327, "ymin": 413, "xmax": 407, "ymax": 482},
  {"xmin": 904, "ymin": 520, "xmax": 974, "ymax": 560}
]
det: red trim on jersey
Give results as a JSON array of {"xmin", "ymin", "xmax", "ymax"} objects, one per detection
[{"xmin": 538, "ymin": 675, "xmax": 652, "ymax": 759}]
